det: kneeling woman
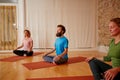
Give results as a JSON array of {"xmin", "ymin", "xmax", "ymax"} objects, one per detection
[{"xmin": 13, "ymin": 30, "xmax": 33, "ymax": 56}]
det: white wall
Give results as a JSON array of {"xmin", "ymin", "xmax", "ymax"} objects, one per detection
[
  {"xmin": 25, "ymin": 0, "xmax": 97, "ymax": 49},
  {"xmin": 17, "ymin": 0, "xmax": 24, "ymax": 46},
  {"xmin": 98, "ymin": 45, "xmax": 109, "ymax": 53}
]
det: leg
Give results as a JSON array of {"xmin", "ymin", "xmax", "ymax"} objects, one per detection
[
  {"xmin": 54, "ymin": 58, "xmax": 68, "ymax": 65},
  {"xmin": 26, "ymin": 51, "xmax": 33, "ymax": 56},
  {"xmin": 13, "ymin": 50, "xmax": 24, "ymax": 56},
  {"xmin": 42, "ymin": 55, "xmax": 54, "ymax": 63},
  {"xmin": 89, "ymin": 58, "xmax": 112, "ymax": 80}
]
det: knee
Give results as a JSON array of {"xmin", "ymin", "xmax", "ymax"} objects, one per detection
[
  {"xmin": 13, "ymin": 50, "xmax": 17, "ymax": 53},
  {"xmin": 26, "ymin": 51, "xmax": 33, "ymax": 56},
  {"xmin": 88, "ymin": 58, "xmax": 97, "ymax": 66},
  {"xmin": 42, "ymin": 55, "xmax": 47, "ymax": 60},
  {"xmin": 54, "ymin": 58, "xmax": 68, "ymax": 65},
  {"xmin": 42, "ymin": 56, "xmax": 45, "ymax": 59},
  {"xmin": 30, "ymin": 51, "xmax": 33, "ymax": 55}
]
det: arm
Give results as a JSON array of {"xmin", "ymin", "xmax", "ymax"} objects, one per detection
[
  {"xmin": 14, "ymin": 43, "xmax": 24, "ymax": 50},
  {"xmin": 43, "ymin": 48, "xmax": 55, "ymax": 56},
  {"xmin": 28, "ymin": 40, "xmax": 33, "ymax": 51},
  {"xmin": 105, "ymin": 67, "xmax": 120, "ymax": 80},
  {"xmin": 85, "ymin": 53, "xmax": 108, "ymax": 62},
  {"xmin": 53, "ymin": 48, "xmax": 68, "ymax": 61},
  {"xmin": 117, "ymin": 67, "xmax": 120, "ymax": 72},
  {"xmin": 58, "ymin": 48, "xmax": 68, "ymax": 58},
  {"xmin": 85, "ymin": 56, "xmax": 95, "ymax": 62}
]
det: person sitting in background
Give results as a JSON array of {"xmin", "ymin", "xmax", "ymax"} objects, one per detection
[
  {"xmin": 13, "ymin": 29, "xmax": 33, "ymax": 56},
  {"xmin": 42, "ymin": 24, "xmax": 69, "ymax": 65},
  {"xmin": 86, "ymin": 18, "xmax": 120, "ymax": 80}
]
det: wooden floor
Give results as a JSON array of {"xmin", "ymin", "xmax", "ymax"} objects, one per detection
[{"xmin": 0, "ymin": 50, "xmax": 107, "ymax": 80}]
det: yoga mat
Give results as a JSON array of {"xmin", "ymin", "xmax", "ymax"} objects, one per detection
[
  {"xmin": 0, "ymin": 52, "xmax": 43, "ymax": 62},
  {"xmin": 26, "ymin": 76, "xmax": 94, "ymax": 80},
  {"xmin": 23, "ymin": 56, "xmax": 86, "ymax": 70}
]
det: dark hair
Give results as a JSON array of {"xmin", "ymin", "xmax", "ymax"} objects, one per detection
[
  {"xmin": 24, "ymin": 29, "xmax": 31, "ymax": 37},
  {"xmin": 57, "ymin": 24, "xmax": 66, "ymax": 34},
  {"xmin": 110, "ymin": 18, "xmax": 120, "ymax": 27}
]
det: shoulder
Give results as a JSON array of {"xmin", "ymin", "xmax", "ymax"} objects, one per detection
[
  {"xmin": 28, "ymin": 37, "xmax": 33, "ymax": 41},
  {"xmin": 62, "ymin": 36, "xmax": 67, "ymax": 39},
  {"xmin": 63, "ymin": 36, "xmax": 68, "ymax": 43},
  {"xmin": 64, "ymin": 36, "xmax": 68, "ymax": 41}
]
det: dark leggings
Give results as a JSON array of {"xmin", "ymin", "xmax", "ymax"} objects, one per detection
[
  {"xmin": 13, "ymin": 50, "xmax": 33, "ymax": 56},
  {"xmin": 88, "ymin": 58, "xmax": 120, "ymax": 80},
  {"xmin": 42, "ymin": 55, "xmax": 68, "ymax": 65}
]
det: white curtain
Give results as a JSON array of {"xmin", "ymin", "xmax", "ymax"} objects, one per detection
[
  {"xmin": 26, "ymin": 0, "xmax": 97, "ymax": 49},
  {"xmin": 0, "ymin": 5, "xmax": 17, "ymax": 50}
]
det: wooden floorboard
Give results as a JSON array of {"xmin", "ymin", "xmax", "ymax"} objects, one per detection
[{"xmin": 0, "ymin": 50, "xmax": 107, "ymax": 80}]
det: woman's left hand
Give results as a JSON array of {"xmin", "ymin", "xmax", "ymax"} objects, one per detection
[{"xmin": 104, "ymin": 67, "xmax": 119, "ymax": 80}]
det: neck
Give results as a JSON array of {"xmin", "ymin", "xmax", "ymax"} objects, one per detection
[
  {"xmin": 25, "ymin": 36, "xmax": 30, "ymax": 38},
  {"xmin": 113, "ymin": 34, "xmax": 120, "ymax": 44},
  {"xmin": 114, "ymin": 34, "xmax": 120, "ymax": 40}
]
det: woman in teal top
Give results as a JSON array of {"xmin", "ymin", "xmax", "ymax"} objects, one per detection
[{"xmin": 86, "ymin": 18, "xmax": 120, "ymax": 80}]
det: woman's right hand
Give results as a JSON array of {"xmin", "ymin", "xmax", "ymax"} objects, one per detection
[{"xmin": 85, "ymin": 56, "xmax": 95, "ymax": 62}]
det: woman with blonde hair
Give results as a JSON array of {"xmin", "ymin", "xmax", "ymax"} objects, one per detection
[{"xmin": 86, "ymin": 18, "xmax": 120, "ymax": 80}]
